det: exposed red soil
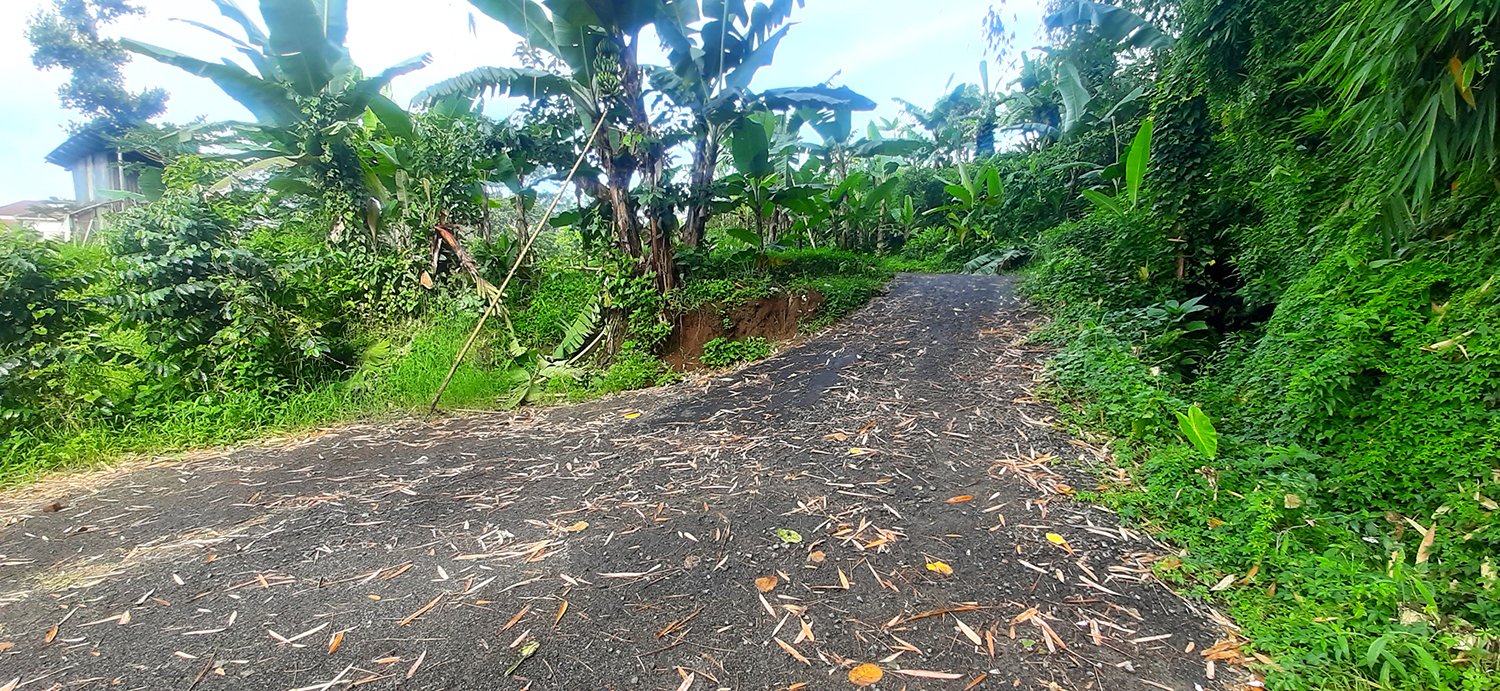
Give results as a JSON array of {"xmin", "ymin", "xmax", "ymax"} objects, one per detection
[{"xmin": 662, "ymin": 289, "xmax": 825, "ymax": 369}]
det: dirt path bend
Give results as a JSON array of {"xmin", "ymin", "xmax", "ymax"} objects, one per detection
[{"xmin": 0, "ymin": 274, "xmax": 1241, "ymax": 691}]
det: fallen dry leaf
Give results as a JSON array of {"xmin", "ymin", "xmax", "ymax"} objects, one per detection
[
  {"xmin": 925, "ymin": 561, "xmax": 954, "ymax": 576},
  {"xmin": 808, "ymin": 550, "xmax": 826, "ymax": 563},
  {"xmin": 1045, "ymin": 532, "xmax": 1074, "ymax": 554},
  {"xmin": 1210, "ymin": 574, "xmax": 1238, "ymax": 591},
  {"xmin": 848, "ymin": 663, "xmax": 884, "ymax": 686},
  {"xmin": 893, "ymin": 669, "xmax": 963, "ymax": 680},
  {"xmin": 954, "ymin": 617, "xmax": 983, "ymax": 647},
  {"xmin": 562, "ymin": 521, "xmax": 589, "ymax": 533},
  {"xmin": 328, "ymin": 630, "xmax": 344, "ymax": 654},
  {"xmin": 946, "ymin": 495, "xmax": 974, "ymax": 503},
  {"xmin": 755, "ymin": 575, "xmax": 779, "ymax": 592},
  {"xmin": 775, "ymin": 638, "xmax": 810, "ymax": 665}
]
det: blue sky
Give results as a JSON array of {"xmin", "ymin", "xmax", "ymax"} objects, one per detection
[{"xmin": 0, "ymin": 0, "xmax": 1045, "ymax": 203}]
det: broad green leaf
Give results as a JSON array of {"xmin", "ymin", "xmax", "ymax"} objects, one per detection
[
  {"xmin": 762, "ymin": 85, "xmax": 877, "ymax": 112},
  {"xmin": 1174, "ymin": 405, "xmax": 1218, "ymax": 460},
  {"xmin": 729, "ymin": 118, "xmax": 773, "ymax": 177},
  {"xmin": 261, "ymin": 0, "xmax": 342, "ymax": 96},
  {"xmin": 1125, "ymin": 117, "xmax": 1154, "ymax": 208},
  {"xmin": 1081, "ymin": 189, "xmax": 1124, "ymax": 216},
  {"xmin": 367, "ymin": 94, "xmax": 415, "ymax": 140},
  {"xmin": 121, "ymin": 39, "xmax": 301, "ymax": 125},
  {"xmin": 467, "ymin": 0, "xmax": 559, "ymax": 57},
  {"xmin": 209, "ymin": 156, "xmax": 297, "ymax": 193},
  {"xmin": 944, "ymin": 184, "xmax": 973, "ymax": 207},
  {"xmin": 411, "ymin": 66, "xmax": 574, "ymax": 107},
  {"xmin": 725, "ymin": 25, "xmax": 790, "ymax": 91},
  {"xmin": 724, "ymin": 227, "xmax": 762, "ymax": 247},
  {"xmin": 336, "ymin": 54, "xmax": 432, "ymax": 120},
  {"xmin": 1057, "ymin": 60, "xmax": 1093, "ymax": 134}
]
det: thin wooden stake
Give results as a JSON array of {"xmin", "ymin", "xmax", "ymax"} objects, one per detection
[{"xmin": 427, "ymin": 116, "xmax": 607, "ymax": 413}]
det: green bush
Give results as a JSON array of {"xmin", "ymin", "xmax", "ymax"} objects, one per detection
[
  {"xmin": 0, "ymin": 228, "xmax": 106, "ymax": 433},
  {"xmin": 510, "ymin": 267, "xmax": 604, "ymax": 350},
  {"xmin": 766, "ymin": 247, "xmax": 881, "ymax": 279},
  {"xmin": 700, "ymin": 336, "xmax": 772, "ymax": 368},
  {"xmin": 794, "ymin": 275, "xmax": 885, "ymax": 332},
  {"xmin": 597, "ymin": 341, "xmax": 675, "ymax": 393},
  {"xmin": 106, "ymin": 164, "xmax": 339, "ymax": 399}
]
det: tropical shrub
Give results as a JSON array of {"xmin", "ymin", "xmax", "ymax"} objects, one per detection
[
  {"xmin": 106, "ymin": 159, "xmax": 338, "ymax": 398},
  {"xmin": 700, "ymin": 336, "xmax": 773, "ymax": 368},
  {"xmin": 0, "ymin": 229, "xmax": 104, "ymax": 432}
]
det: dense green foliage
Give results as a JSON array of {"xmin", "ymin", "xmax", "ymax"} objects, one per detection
[
  {"xmin": 700, "ymin": 336, "xmax": 772, "ymax": 368},
  {"xmin": 973, "ymin": 0, "xmax": 1500, "ymax": 688}
]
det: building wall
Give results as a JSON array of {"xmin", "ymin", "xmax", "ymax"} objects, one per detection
[{"xmin": 71, "ymin": 152, "xmax": 118, "ymax": 203}]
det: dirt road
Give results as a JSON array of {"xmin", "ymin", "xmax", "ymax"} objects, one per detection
[{"xmin": 0, "ymin": 274, "xmax": 1239, "ymax": 690}]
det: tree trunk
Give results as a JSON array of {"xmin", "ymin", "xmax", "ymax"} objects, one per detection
[
  {"xmin": 682, "ymin": 127, "xmax": 719, "ymax": 248},
  {"xmin": 617, "ymin": 33, "xmax": 676, "ymax": 292}
]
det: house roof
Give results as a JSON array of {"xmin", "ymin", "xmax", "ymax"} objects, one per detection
[
  {"xmin": 0, "ymin": 200, "xmax": 74, "ymax": 219},
  {"xmin": 45, "ymin": 120, "xmax": 129, "ymax": 168}
]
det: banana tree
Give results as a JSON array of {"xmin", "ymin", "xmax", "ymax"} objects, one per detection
[
  {"xmin": 1080, "ymin": 116, "xmax": 1154, "ymax": 215},
  {"xmin": 651, "ymin": 0, "xmax": 804, "ymax": 249},
  {"xmin": 717, "ymin": 110, "xmax": 825, "ymax": 256},
  {"xmin": 891, "ymin": 194, "xmax": 918, "ymax": 243},
  {"xmin": 895, "ymin": 83, "xmax": 984, "ymax": 166},
  {"xmin": 793, "ymin": 112, "xmax": 924, "ymax": 248},
  {"xmin": 122, "ymin": 0, "xmax": 430, "ymax": 233},
  {"xmin": 417, "ymin": 0, "xmax": 685, "ymax": 290},
  {"xmin": 926, "ymin": 158, "xmax": 1004, "ymax": 247}
]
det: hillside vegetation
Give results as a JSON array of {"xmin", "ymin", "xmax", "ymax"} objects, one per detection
[{"xmin": 3, "ymin": 1, "xmax": 1497, "ymax": 687}]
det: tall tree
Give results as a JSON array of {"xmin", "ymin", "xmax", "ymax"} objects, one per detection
[
  {"xmin": 27, "ymin": 0, "xmax": 167, "ymax": 127},
  {"xmin": 418, "ymin": 0, "xmax": 681, "ymax": 289},
  {"xmin": 122, "ymin": 0, "xmax": 430, "ymax": 244}
]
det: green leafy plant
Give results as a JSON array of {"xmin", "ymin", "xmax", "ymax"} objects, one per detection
[
  {"xmin": 0, "ymin": 229, "xmax": 105, "ymax": 433},
  {"xmin": 700, "ymin": 336, "xmax": 772, "ymax": 368},
  {"xmin": 1173, "ymin": 405, "xmax": 1218, "ymax": 460},
  {"xmin": 1081, "ymin": 117, "xmax": 1154, "ymax": 215},
  {"xmin": 122, "ymin": 0, "xmax": 431, "ymax": 221}
]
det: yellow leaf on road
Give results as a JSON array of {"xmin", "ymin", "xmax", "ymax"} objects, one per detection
[
  {"xmin": 848, "ymin": 663, "xmax": 884, "ymax": 686},
  {"xmin": 1045, "ymin": 533, "xmax": 1074, "ymax": 554},
  {"xmin": 926, "ymin": 561, "xmax": 954, "ymax": 576}
]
